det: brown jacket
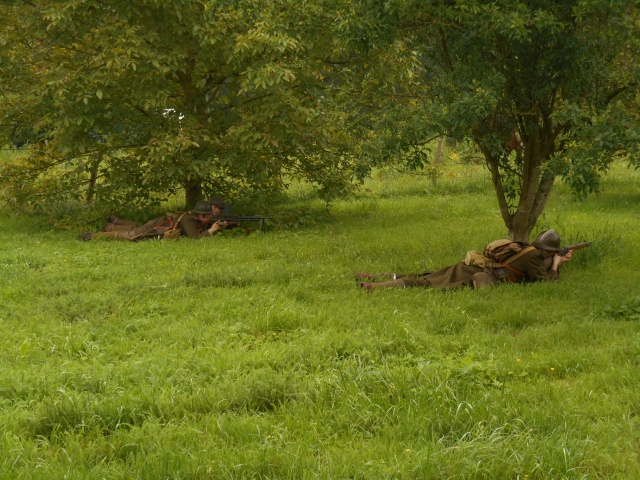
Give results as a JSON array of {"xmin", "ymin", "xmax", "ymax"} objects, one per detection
[
  {"xmin": 92, "ymin": 212, "xmax": 214, "ymax": 240},
  {"xmin": 91, "ymin": 215, "xmax": 167, "ymax": 241},
  {"xmin": 177, "ymin": 212, "xmax": 214, "ymax": 239},
  {"xmin": 402, "ymin": 247, "xmax": 557, "ymax": 289}
]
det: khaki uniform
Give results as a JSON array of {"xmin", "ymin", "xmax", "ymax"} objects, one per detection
[
  {"xmin": 103, "ymin": 217, "xmax": 137, "ymax": 232},
  {"xmin": 177, "ymin": 213, "xmax": 214, "ymax": 238},
  {"xmin": 370, "ymin": 247, "xmax": 557, "ymax": 289},
  {"xmin": 91, "ymin": 212, "xmax": 213, "ymax": 240}
]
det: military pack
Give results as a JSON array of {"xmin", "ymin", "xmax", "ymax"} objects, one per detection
[
  {"xmin": 483, "ymin": 239, "xmax": 530, "ymax": 265},
  {"xmin": 154, "ymin": 212, "xmax": 187, "ymax": 240},
  {"xmin": 465, "ymin": 239, "xmax": 534, "ymax": 269}
]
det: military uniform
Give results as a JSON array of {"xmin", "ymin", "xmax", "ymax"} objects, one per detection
[
  {"xmin": 358, "ymin": 230, "xmax": 565, "ymax": 290},
  {"xmin": 82, "ymin": 201, "xmax": 218, "ymax": 241},
  {"xmin": 89, "ymin": 216, "xmax": 168, "ymax": 240},
  {"xmin": 399, "ymin": 247, "xmax": 556, "ymax": 289},
  {"xmin": 177, "ymin": 212, "xmax": 215, "ymax": 238},
  {"xmin": 103, "ymin": 217, "xmax": 137, "ymax": 232}
]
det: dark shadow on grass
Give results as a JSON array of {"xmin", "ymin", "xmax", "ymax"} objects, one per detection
[
  {"xmin": 219, "ymin": 369, "xmax": 297, "ymax": 414},
  {"xmin": 17, "ymin": 400, "xmax": 146, "ymax": 439}
]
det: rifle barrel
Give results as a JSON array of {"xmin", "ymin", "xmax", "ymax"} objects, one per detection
[
  {"xmin": 558, "ymin": 241, "xmax": 591, "ymax": 255},
  {"xmin": 220, "ymin": 216, "xmax": 270, "ymax": 222}
]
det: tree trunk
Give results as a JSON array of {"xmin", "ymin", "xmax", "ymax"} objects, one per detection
[
  {"xmin": 434, "ymin": 136, "xmax": 443, "ymax": 165},
  {"xmin": 184, "ymin": 177, "xmax": 202, "ymax": 208},
  {"xmin": 482, "ymin": 128, "xmax": 557, "ymax": 242},
  {"xmin": 178, "ymin": 57, "xmax": 208, "ymax": 210},
  {"xmin": 507, "ymin": 220, "xmax": 535, "ymax": 242},
  {"xmin": 84, "ymin": 155, "xmax": 102, "ymax": 205}
]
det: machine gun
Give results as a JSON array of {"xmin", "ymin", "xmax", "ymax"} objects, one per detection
[
  {"xmin": 558, "ymin": 241, "xmax": 591, "ymax": 256},
  {"xmin": 216, "ymin": 215, "xmax": 271, "ymax": 231}
]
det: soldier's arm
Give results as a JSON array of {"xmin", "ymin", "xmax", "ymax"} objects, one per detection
[
  {"xmin": 519, "ymin": 250, "xmax": 559, "ymax": 281},
  {"xmin": 179, "ymin": 215, "xmax": 205, "ymax": 238},
  {"xmin": 207, "ymin": 220, "xmax": 230, "ymax": 235},
  {"xmin": 551, "ymin": 250, "xmax": 573, "ymax": 270}
]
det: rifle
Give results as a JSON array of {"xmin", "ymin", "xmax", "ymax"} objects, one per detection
[
  {"xmin": 558, "ymin": 241, "xmax": 591, "ymax": 256},
  {"xmin": 216, "ymin": 215, "xmax": 271, "ymax": 230}
]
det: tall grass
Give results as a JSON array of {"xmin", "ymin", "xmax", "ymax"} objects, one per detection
[{"xmin": 1, "ymin": 161, "xmax": 639, "ymax": 479}]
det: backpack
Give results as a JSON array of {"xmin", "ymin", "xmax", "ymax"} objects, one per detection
[
  {"xmin": 465, "ymin": 239, "xmax": 535, "ymax": 271},
  {"xmin": 153, "ymin": 212, "xmax": 187, "ymax": 240},
  {"xmin": 483, "ymin": 239, "xmax": 531, "ymax": 265}
]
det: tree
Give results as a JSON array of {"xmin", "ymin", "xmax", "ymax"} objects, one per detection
[
  {"xmin": 3, "ymin": 1, "xmax": 638, "ymax": 234},
  {"xmin": 354, "ymin": 0, "xmax": 640, "ymax": 240},
  {"xmin": 0, "ymin": 0, "xmax": 359, "ymax": 211}
]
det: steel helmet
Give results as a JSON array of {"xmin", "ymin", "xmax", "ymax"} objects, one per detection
[
  {"xmin": 192, "ymin": 201, "xmax": 213, "ymax": 214},
  {"xmin": 209, "ymin": 197, "xmax": 224, "ymax": 208},
  {"xmin": 532, "ymin": 229, "xmax": 561, "ymax": 251}
]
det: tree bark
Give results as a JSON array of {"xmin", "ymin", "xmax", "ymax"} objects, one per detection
[
  {"xmin": 84, "ymin": 155, "xmax": 102, "ymax": 205},
  {"xmin": 434, "ymin": 136, "xmax": 443, "ymax": 165},
  {"xmin": 184, "ymin": 177, "xmax": 202, "ymax": 208},
  {"xmin": 480, "ymin": 124, "xmax": 558, "ymax": 242}
]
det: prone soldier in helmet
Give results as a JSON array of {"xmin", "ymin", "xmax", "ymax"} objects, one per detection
[
  {"xmin": 79, "ymin": 200, "xmax": 233, "ymax": 241},
  {"xmin": 356, "ymin": 229, "xmax": 574, "ymax": 291}
]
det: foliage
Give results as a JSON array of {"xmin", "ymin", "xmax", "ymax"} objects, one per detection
[
  {"xmin": 350, "ymin": 0, "xmax": 640, "ymax": 239},
  {"xmin": 0, "ymin": 0, "xmax": 362, "ymax": 212},
  {"xmin": 1, "ymin": 0, "xmax": 639, "ymax": 238}
]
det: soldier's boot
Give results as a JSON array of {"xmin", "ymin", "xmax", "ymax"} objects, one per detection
[
  {"xmin": 358, "ymin": 282, "xmax": 374, "ymax": 292},
  {"xmin": 90, "ymin": 231, "xmax": 131, "ymax": 240},
  {"xmin": 355, "ymin": 272, "xmax": 396, "ymax": 281},
  {"xmin": 472, "ymin": 272, "xmax": 497, "ymax": 289},
  {"xmin": 359, "ymin": 279, "xmax": 406, "ymax": 291}
]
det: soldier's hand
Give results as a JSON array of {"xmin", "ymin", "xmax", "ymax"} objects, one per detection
[
  {"xmin": 208, "ymin": 220, "xmax": 222, "ymax": 234},
  {"xmin": 208, "ymin": 220, "xmax": 230, "ymax": 234},
  {"xmin": 552, "ymin": 250, "xmax": 572, "ymax": 270}
]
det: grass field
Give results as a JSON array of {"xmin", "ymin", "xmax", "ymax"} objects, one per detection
[{"xmin": 1, "ymin": 161, "xmax": 639, "ymax": 479}]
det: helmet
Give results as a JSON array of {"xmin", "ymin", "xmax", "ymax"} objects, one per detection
[
  {"xmin": 532, "ymin": 229, "xmax": 561, "ymax": 251},
  {"xmin": 209, "ymin": 197, "xmax": 224, "ymax": 208},
  {"xmin": 192, "ymin": 200, "xmax": 212, "ymax": 214}
]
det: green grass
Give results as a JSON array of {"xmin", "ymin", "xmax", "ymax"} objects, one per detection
[{"xmin": 1, "ymin": 162, "xmax": 639, "ymax": 479}]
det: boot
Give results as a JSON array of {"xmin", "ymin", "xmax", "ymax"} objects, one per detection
[
  {"xmin": 90, "ymin": 231, "xmax": 132, "ymax": 240},
  {"xmin": 359, "ymin": 282, "xmax": 374, "ymax": 292},
  {"xmin": 373, "ymin": 279, "xmax": 407, "ymax": 289},
  {"xmin": 359, "ymin": 279, "xmax": 406, "ymax": 291},
  {"xmin": 472, "ymin": 272, "xmax": 497, "ymax": 289},
  {"xmin": 355, "ymin": 272, "xmax": 397, "ymax": 281}
]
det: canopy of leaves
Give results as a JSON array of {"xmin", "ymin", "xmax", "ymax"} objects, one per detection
[
  {"xmin": 349, "ymin": 0, "xmax": 640, "ymax": 237},
  {"xmin": 1, "ymin": 0, "xmax": 638, "ymax": 233},
  {"xmin": 0, "ymin": 0, "xmax": 367, "ymax": 213}
]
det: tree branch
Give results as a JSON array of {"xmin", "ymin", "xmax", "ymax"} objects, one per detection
[{"xmin": 604, "ymin": 82, "xmax": 637, "ymax": 105}]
